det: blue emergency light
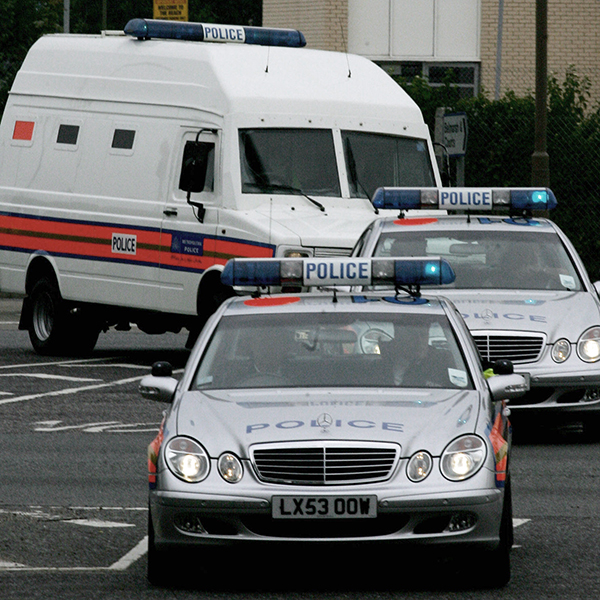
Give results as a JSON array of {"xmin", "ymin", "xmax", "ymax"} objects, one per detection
[
  {"xmin": 124, "ymin": 18, "xmax": 307, "ymax": 48},
  {"xmin": 371, "ymin": 187, "xmax": 557, "ymax": 212},
  {"xmin": 221, "ymin": 257, "xmax": 455, "ymax": 288}
]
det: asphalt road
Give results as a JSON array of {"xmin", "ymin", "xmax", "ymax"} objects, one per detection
[{"xmin": 0, "ymin": 296, "xmax": 599, "ymax": 599}]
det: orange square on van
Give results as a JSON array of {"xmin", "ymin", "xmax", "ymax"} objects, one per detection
[{"xmin": 13, "ymin": 120, "xmax": 35, "ymax": 141}]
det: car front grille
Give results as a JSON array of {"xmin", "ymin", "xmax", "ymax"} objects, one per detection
[
  {"xmin": 251, "ymin": 442, "xmax": 400, "ymax": 486},
  {"xmin": 473, "ymin": 331, "xmax": 545, "ymax": 364}
]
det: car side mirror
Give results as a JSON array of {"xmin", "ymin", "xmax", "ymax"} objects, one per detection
[
  {"xmin": 487, "ymin": 373, "xmax": 529, "ymax": 402},
  {"xmin": 139, "ymin": 361, "xmax": 178, "ymax": 403}
]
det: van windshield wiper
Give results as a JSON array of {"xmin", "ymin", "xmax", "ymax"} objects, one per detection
[{"xmin": 256, "ymin": 183, "xmax": 326, "ymax": 212}]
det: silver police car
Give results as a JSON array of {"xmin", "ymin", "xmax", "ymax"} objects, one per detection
[
  {"xmin": 140, "ymin": 256, "xmax": 526, "ymax": 587},
  {"xmin": 352, "ymin": 187, "xmax": 600, "ymax": 434}
]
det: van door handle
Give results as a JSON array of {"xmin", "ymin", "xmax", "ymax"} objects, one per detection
[{"xmin": 163, "ymin": 207, "xmax": 178, "ymax": 216}]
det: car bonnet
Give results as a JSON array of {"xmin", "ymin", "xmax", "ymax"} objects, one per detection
[{"xmin": 173, "ymin": 387, "xmax": 482, "ymax": 458}]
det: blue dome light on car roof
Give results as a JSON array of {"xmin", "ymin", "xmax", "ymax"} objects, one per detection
[
  {"xmin": 221, "ymin": 257, "xmax": 455, "ymax": 288},
  {"xmin": 371, "ymin": 187, "xmax": 557, "ymax": 212},
  {"xmin": 124, "ymin": 18, "xmax": 307, "ymax": 48}
]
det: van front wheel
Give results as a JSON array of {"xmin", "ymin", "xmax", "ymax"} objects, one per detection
[{"xmin": 28, "ymin": 278, "xmax": 99, "ymax": 355}]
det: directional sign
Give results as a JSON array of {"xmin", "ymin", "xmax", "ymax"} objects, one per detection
[{"xmin": 443, "ymin": 112, "xmax": 468, "ymax": 157}]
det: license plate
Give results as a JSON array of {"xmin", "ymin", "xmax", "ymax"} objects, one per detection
[{"xmin": 272, "ymin": 495, "xmax": 377, "ymax": 519}]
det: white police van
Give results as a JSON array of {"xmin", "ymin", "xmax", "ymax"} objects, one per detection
[{"xmin": 0, "ymin": 19, "xmax": 441, "ymax": 355}]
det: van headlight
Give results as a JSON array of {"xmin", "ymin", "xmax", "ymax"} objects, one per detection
[
  {"xmin": 577, "ymin": 327, "xmax": 600, "ymax": 362},
  {"xmin": 165, "ymin": 437, "xmax": 210, "ymax": 482},
  {"xmin": 440, "ymin": 435, "xmax": 486, "ymax": 481}
]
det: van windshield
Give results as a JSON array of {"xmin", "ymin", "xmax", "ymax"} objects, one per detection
[
  {"xmin": 239, "ymin": 128, "xmax": 436, "ymax": 199},
  {"xmin": 342, "ymin": 131, "xmax": 436, "ymax": 199},
  {"xmin": 240, "ymin": 128, "xmax": 341, "ymax": 197}
]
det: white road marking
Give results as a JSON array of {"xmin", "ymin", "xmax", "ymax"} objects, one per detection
[
  {"xmin": 0, "ymin": 373, "xmax": 147, "ymax": 406},
  {"xmin": 0, "ymin": 373, "xmax": 102, "ymax": 382},
  {"xmin": 0, "ymin": 357, "xmax": 120, "ymax": 370},
  {"xmin": 33, "ymin": 420, "xmax": 159, "ymax": 433},
  {"xmin": 108, "ymin": 536, "xmax": 148, "ymax": 571},
  {"xmin": 513, "ymin": 518, "xmax": 531, "ymax": 528},
  {"xmin": 65, "ymin": 519, "xmax": 135, "ymax": 528}
]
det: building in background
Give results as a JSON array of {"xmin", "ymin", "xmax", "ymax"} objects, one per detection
[{"xmin": 263, "ymin": 0, "xmax": 600, "ymax": 103}]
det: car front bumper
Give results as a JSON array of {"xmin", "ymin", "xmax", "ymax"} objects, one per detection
[{"xmin": 149, "ymin": 486, "xmax": 504, "ymax": 551}]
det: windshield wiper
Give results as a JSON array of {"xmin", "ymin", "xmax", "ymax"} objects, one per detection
[{"xmin": 256, "ymin": 183, "xmax": 326, "ymax": 212}]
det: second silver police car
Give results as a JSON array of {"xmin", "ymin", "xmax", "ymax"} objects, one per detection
[
  {"xmin": 353, "ymin": 187, "xmax": 600, "ymax": 434},
  {"xmin": 140, "ymin": 256, "xmax": 526, "ymax": 588}
]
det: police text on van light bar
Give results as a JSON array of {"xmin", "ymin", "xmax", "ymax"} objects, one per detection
[
  {"xmin": 220, "ymin": 257, "xmax": 455, "ymax": 288},
  {"xmin": 124, "ymin": 19, "xmax": 307, "ymax": 48},
  {"xmin": 371, "ymin": 187, "xmax": 557, "ymax": 212}
]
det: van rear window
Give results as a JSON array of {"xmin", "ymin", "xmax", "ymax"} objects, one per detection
[
  {"xmin": 56, "ymin": 124, "xmax": 79, "ymax": 145},
  {"xmin": 112, "ymin": 129, "xmax": 136, "ymax": 150}
]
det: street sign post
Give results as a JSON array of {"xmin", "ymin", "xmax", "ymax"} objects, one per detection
[{"xmin": 443, "ymin": 112, "xmax": 468, "ymax": 157}]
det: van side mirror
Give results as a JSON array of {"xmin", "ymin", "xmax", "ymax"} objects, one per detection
[
  {"xmin": 179, "ymin": 141, "xmax": 213, "ymax": 194},
  {"xmin": 179, "ymin": 141, "xmax": 214, "ymax": 222}
]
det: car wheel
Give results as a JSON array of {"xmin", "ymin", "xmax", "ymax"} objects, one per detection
[
  {"xmin": 147, "ymin": 512, "xmax": 174, "ymax": 587},
  {"xmin": 28, "ymin": 277, "xmax": 100, "ymax": 356},
  {"xmin": 474, "ymin": 474, "xmax": 512, "ymax": 588}
]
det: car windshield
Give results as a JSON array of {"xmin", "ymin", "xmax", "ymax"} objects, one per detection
[
  {"xmin": 373, "ymin": 229, "xmax": 583, "ymax": 291},
  {"xmin": 192, "ymin": 312, "xmax": 473, "ymax": 390},
  {"xmin": 239, "ymin": 128, "xmax": 436, "ymax": 199}
]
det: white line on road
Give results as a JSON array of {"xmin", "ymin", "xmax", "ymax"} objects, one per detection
[
  {"xmin": 0, "ymin": 373, "xmax": 147, "ymax": 406},
  {"xmin": 0, "ymin": 373, "xmax": 102, "ymax": 382}
]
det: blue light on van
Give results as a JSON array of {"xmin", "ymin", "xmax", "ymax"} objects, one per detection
[
  {"xmin": 124, "ymin": 19, "xmax": 306, "ymax": 48},
  {"xmin": 372, "ymin": 187, "xmax": 557, "ymax": 212}
]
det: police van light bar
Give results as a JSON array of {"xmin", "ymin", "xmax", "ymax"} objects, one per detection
[
  {"xmin": 221, "ymin": 257, "xmax": 455, "ymax": 288},
  {"xmin": 124, "ymin": 18, "xmax": 307, "ymax": 48},
  {"xmin": 371, "ymin": 187, "xmax": 557, "ymax": 212}
]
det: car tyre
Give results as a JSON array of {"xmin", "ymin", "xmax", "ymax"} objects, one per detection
[
  {"xmin": 147, "ymin": 512, "xmax": 174, "ymax": 587},
  {"xmin": 474, "ymin": 473, "xmax": 512, "ymax": 588},
  {"xmin": 28, "ymin": 277, "xmax": 100, "ymax": 356}
]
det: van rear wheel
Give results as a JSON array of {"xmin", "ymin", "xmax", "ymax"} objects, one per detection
[{"xmin": 28, "ymin": 277, "xmax": 100, "ymax": 355}]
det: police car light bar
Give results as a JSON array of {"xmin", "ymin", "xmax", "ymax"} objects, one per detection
[
  {"xmin": 124, "ymin": 18, "xmax": 307, "ymax": 48},
  {"xmin": 221, "ymin": 257, "xmax": 455, "ymax": 288},
  {"xmin": 371, "ymin": 187, "xmax": 557, "ymax": 212}
]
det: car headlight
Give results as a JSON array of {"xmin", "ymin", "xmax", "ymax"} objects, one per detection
[
  {"xmin": 407, "ymin": 451, "xmax": 433, "ymax": 482},
  {"xmin": 577, "ymin": 327, "xmax": 600, "ymax": 362},
  {"xmin": 218, "ymin": 452, "xmax": 243, "ymax": 483},
  {"xmin": 284, "ymin": 249, "xmax": 312, "ymax": 258},
  {"xmin": 165, "ymin": 437, "xmax": 210, "ymax": 483},
  {"xmin": 551, "ymin": 338, "xmax": 571, "ymax": 363},
  {"xmin": 440, "ymin": 435, "xmax": 486, "ymax": 481}
]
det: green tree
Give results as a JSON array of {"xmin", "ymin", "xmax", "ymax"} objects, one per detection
[
  {"xmin": 398, "ymin": 68, "xmax": 600, "ymax": 280},
  {"xmin": 0, "ymin": 0, "xmax": 62, "ymax": 110}
]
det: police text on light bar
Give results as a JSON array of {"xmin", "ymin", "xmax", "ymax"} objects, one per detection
[
  {"xmin": 220, "ymin": 257, "xmax": 456, "ymax": 288},
  {"xmin": 371, "ymin": 187, "xmax": 557, "ymax": 212},
  {"xmin": 124, "ymin": 19, "xmax": 307, "ymax": 48}
]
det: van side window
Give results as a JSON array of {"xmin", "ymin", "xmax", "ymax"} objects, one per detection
[
  {"xmin": 179, "ymin": 141, "xmax": 215, "ymax": 193},
  {"xmin": 112, "ymin": 129, "xmax": 136, "ymax": 150},
  {"xmin": 57, "ymin": 124, "xmax": 79, "ymax": 145}
]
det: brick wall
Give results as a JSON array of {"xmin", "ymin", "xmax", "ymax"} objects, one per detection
[
  {"xmin": 265, "ymin": 1, "xmax": 600, "ymax": 104},
  {"xmin": 482, "ymin": 0, "xmax": 600, "ymax": 102},
  {"xmin": 263, "ymin": 0, "xmax": 348, "ymax": 51}
]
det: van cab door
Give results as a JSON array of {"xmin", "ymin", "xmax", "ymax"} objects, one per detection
[{"xmin": 159, "ymin": 129, "xmax": 220, "ymax": 314}]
